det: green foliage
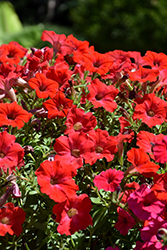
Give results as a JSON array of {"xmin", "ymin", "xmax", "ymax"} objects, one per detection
[{"xmin": 70, "ymin": 0, "xmax": 167, "ymax": 54}]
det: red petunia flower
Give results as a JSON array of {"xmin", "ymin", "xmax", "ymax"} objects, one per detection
[
  {"xmin": 54, "ymin": 131, "xmax": 94, "ymax": 169},
  {"xmin": 64, "ymin": 105, "xmax": 97, "ymax": 134},
  {"xmin": 52, "ymin": 194, "xmax": 93, "ymax": 235},
  {"xmin": 126, "ymin": 148, "xmax": 160, "ymax": 176},
  {"xmin": 87, "ymin": 128, "xmax": 118, "ymax": 165},
  {"xmin": 35, "ymin": 160, "xmax": 78, "ymax": 202},
  {"xmin": 128, "ymin": 65, "xmax": 159, "ymax": 83},
  {"xmin": 133, "ymin": 93, "xmax": 167, "ymax": 128},
  {"xmin": 153, "ymin": 136, "xmax": 167, "ymax": 164},
  {"xmin": 81, "ymin": 50, "xmax": 113, "ymax": 75},
  {"xmin": 41, "ymin": 30, "xmax": 73, "ymax": 55},
  {"xmin": 93, "ymin": 168, "xmax": 124, "ymax": 192},
  {"xmin": 0, "ymin": 102, "xmax": 32, "ymax": 129},
  {"xmin": 0, "ymin": 41, "xmax": 27, "ymax": 65},
  {"xmin": 28, "ymin": 73, "xmax": 59, "ymax": 98},
  {"xmin": 87, "ymin": 79, "xmax": 119, "ymax": 113},
  {"xmin": 0, "ymin": 202, "xmax": 26, "ymax": 236},
  {"xmin": 115, "ymin": 208, "xmax": 136, "ymax": 235},
  {"xmin": 137, "ymin": 131, "xmax": 164, "ymax": 160},
  {"xmin": 0, "ymin": 131, "xmax": 24, "ymax": 173},
  {"xmin": 43, "ymin": 91, "xmax": 73, "ymax": 119},
  {"xmin": 143, "ymin": 50, "xmax": 167, "ymax": 70}
]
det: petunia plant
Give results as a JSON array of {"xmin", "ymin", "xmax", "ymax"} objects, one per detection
[{"xmin": 1, "ymin": 30, "xmax": 167, "ymax": 250}]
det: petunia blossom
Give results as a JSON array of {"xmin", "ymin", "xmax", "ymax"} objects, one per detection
[
  {"xmin": 115, "ymin": 208, "xmax": 136, "ymax": 235},
  {"xmin": 52, "ymin": 194, "xmax": 93, "ymax": 235},
  {"xmin": 35, "ymin": 160, "xmax": 78, "ymax": 202},
  {"xmin": 127, "ymin": 184, "xmax": 166, "ymax": 221},
  {"xmin": 93, "ymin": 168, "xmax": 124, "ymax": 192},
  {"xmin": 0, "ymin": 131, "xmax": 24, "ymax": 173},
  {"xmin": 153, "ymin": 136, "xmax": 167, "ymax": 164},
  {"xmin": 87, "ymin": 78, "xmax": 119, "ymax": 113},
  {"xmin": 133, "ymin": 93, "xmax": 167, "ymax": 128},
  {"xmin": 0, "ymin": 102, "xmax": 32, "ymax": 129},
  {"xmin": 0, "ymin": 202, "xmax": 26, "ymax": 236}
]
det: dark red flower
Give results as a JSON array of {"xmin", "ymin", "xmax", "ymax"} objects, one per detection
[
  {"xmin": 35, "ymin": 160, "xmax": 78, "ymax": 202},
  {"xmin": 143, "ymin": 50, "xmax": 167, "ymax": 70},
  {"xmin": 115, "ymin": 208, "xmax": 136, "ymax": 235},
  {"xmin": 87, "ymin": 79, "xmax": 118, "ymax": 112},
  {"xmin": 64, "ymin": 105, "xmax": 97, "ymax": 134},
  {"xmin": 0, "ymin": 202, "xmax": 26, "ymax": 236},
  {"xmin": 133, "ymin": 93, "xmax": 167, "ymax": 128},
  {"xmin": 28, "ymin": 73, "xmax": 59, "ymax": 98},
  {"xmin": 93, "ymin": 168, "xmax": 124, "ymax": 192},
  {"xmin": 0, "ymin": 102, "xmax": 32, "ymax": 129},
  {"xmin": 43, "ymin": 91, "xmax": 73, "ymax": 119},
  {"xmin": 0, "ymin": 131, "xmax": 24, "ymax": 173},
  {"xmin": 52, "ymin": 194, "xmax": 93, "ymax": 235}
]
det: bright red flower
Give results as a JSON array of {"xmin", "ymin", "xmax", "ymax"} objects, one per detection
[
  {"xmin": 128, "ymin": 65, "xmax": 159, "ymax": 83},
  {"xmin": 28, "ymin": 73, "xmax": 59, "ymax": 98},
  {"xmin": 128, "ymin": 184, "xmax": 166, "ymax": 221},
  {"xmin": 143, "ymin": 50, "xmax": 167, "ymax": 70},
  {"xmin": 115, "ymin": 208, "xmax": 136, "ymax": 235},
  {"xmin": 46, "ymin": 66, "xmax": 72, "ymax": 91},
  {"xmin": 64, "ymin": 105, "xmax": 97, "ymax": 134},
  {"xmin": 151, "ymin": 173, "xmax": 167, "ymax": 201},
  {"xmin": 52, "ymin": 194, "xmax": 93, "ymax": 235},
  {"xmin": 0, "ymin": 202, "xmax": 26, "ymax": 236},
  {"xmin": 137, "ymin": 131, "xmax": 164, "ymax": 160},
  {"xmin": 54, "ymin": 131, "xmax": 94, "ymax": 169},
  {"xmin": 81, "ymin": 50, "xmax": 113, "ymax": 75},
  {"xmin": 93, "ymin": 168, "xmax": 124, "ymax": 192},
  {"xmin": 0, "ymin": 41, "xmax": 27, "ymax": 65},
  {"xmin": 0, "ymin": 102, "xmax": 32, "ymax": 129},
  {"xmin": 127, "ymin": 148, "xmax": 160, "ymax": 176},
  {"xmin": 43, "ymin": 91, "xmax": 73, "ymax": 119},
  {"xmin": 35, "ymin": 160, "xmax": 78, "ymax": 202},
  {"xmin": 133, "ymin": 93, "xmax": 167, "ymax": 128},
  {"xmin": 87, "ymin": 129, "xmax": 118, "ymax": 165},
  {"xmin": 41, "ymin": 30, "xmax": 72, "ymax": 55},
  {"xmin": 153, "ymin": 136, "xmax": 167, "ymax": 164},
  {"xmin": 0, "ymin": 131, "xmax": 24, "ymax": 173},
  {"xmin": 87, "ymin": 79, "xmax": 118, "ymax": 112}
]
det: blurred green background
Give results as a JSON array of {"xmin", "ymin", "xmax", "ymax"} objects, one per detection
[{"xmin": 1, "ymin": 0, "xmax": 167, "ymax": 54}]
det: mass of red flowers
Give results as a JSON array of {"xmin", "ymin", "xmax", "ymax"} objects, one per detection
[{"xmin": 1, "ymin": 29, "xmax": 167, "ymax": 249}]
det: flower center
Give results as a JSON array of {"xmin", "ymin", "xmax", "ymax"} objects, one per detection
[
  {"xmin": 50, "ymin": 178, "xmax": 59, "ymax": 185},
  {"xmin": 71, "ymin": 149, "xmax": 80, "ymax": 158},
  {"xmin": 67, "ymin": 208, "xmax": 78, "ymax": 218},
  {"xmin": 58, "ymin": 104, "xmax": 64, "ymax": 111},
  {"xmin": 0, "ymin": 217, "xmax": 10, "ymax": 224},
  {"xmin": 0, "ymin": 152, "xmax": 5, "ymax": 158},
  {"xmin": 147, "ymin": 110, "xmax": 155, "ymax": 117},
  {"xmin": 95, "ymin": 145, "xmax": 103, "ymax": 153},
  {"xmin": 7, "ymin": 112, "xmax": 16, "ymax": 120},
  {"xmin": 73, "ymin": 122, "xmax": 82, "ymax": 131},
  {"xmin": 95, "ymin": 93, "xmax": 103, "ymax": 101},
  {"xmin": 39, "ymin": 85, "xmax": 46, "ymax": 91}
]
